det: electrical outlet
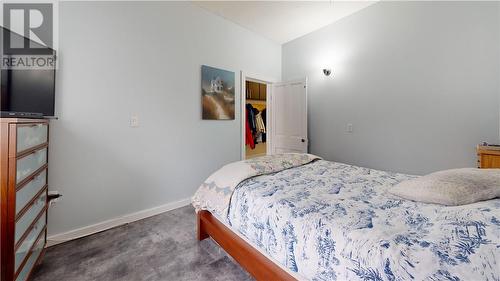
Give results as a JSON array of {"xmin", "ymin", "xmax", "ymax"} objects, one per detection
[
  {"xmin": 130, "ymin": 114, "xmax": 139, "ymax": 127},
  {"xmin": 346, "ymin": 123, "xmax": 353, "ymax": 133}
]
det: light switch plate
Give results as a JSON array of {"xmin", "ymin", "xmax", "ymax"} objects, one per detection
[
  {"xmin": 130, "ymin": 115, "xmax": 139, "ymax": 127},
  {"xmin": 346, "ymin": 123, "xmax": 353, "ymax": 133}
]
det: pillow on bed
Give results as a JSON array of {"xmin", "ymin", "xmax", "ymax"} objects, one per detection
[{"xmin": 389, "ymin": 168, "xmax": 500, "ymax": 206}]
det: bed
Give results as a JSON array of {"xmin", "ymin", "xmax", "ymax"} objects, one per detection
[{"xmin": 193, "ymin": 154, "xmax": 500, "ymax": 281}]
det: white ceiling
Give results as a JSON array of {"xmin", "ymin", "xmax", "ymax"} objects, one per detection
[{"xmin": 194, "ymin": 1, "xmax": 377, "ymax": 44}]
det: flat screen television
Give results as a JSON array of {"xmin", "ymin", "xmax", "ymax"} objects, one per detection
[{"xmin": 1, "ymin": 59, "xmax": 56, "ymax": 118}]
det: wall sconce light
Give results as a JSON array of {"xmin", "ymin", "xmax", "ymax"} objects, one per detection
[{"xmin": 323, "ymin": 68, "xmax": 332, "ymax": 76}]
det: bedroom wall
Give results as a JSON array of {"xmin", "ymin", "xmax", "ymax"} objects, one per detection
[
  {"xmin": 48, "ymin": 2, "xmax": 281, "ymax": 237},
  {"xmin": 282, "ymin": 1, "xmax": 500, "ymax": 175}
]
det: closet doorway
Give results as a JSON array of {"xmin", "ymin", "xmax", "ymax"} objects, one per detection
[
  {"xmin": 240, "ymin": 72, "xmax": 276, "ymax": 160},
  {"xmin": 241, "ymin": 72, "xmax": 308, "ymax": 160},
  {"xmin": 245, "ymin": 80, "xmax": 268, "ymax": 159}
]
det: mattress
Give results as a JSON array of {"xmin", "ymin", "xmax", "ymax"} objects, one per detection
[{"xmin": 226, "ymin": 160, "xmax": 500, "ymax": 281}]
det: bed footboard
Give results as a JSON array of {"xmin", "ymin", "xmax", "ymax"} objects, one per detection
[{"xmin": 196, "ymin": 210, "xmax": 296, "ymax": 281}]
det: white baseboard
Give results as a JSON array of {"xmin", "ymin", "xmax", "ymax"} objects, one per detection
[{"xmin": 46, "ymin": 197, "xmax": 191, "ymax": 247}]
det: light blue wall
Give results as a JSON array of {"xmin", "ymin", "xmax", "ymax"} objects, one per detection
[
  {"xmin": 48, "ymin": 1, "xmax": 281, "ymax": 236},
  {"xmin": 283, "ymin": 1, "xmax": 500, "ymax": 175}
]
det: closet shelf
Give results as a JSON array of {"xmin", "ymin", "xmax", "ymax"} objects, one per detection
[{"xmin": 247, "ymin": 99, "xmax": 266, "ymax": 105}]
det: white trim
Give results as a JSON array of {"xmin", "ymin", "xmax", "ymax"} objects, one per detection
[
  {"xmin": 266, "ymin": 83, "xmax": 272, "ymax": 156},
  {"xmin": 240, "ymin": 71, "xmax": 278, "ymax": 160},
  {"xmin": 46, "ymin": 197, "xmax": 191, "ymax": 247}
]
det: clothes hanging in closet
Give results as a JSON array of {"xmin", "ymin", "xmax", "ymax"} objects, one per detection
[
  {"xmin": 256, "ymin": 112, "xmax": 265, "ymax": 133},
  {"xmin": 245, "ymin": 103, "xmax": 267, "ymax": 150},
  {"xmin": 246, "ymin": 104, "xmax": 257, "ymax": 134},
  {"xmin": 245, "ymin": 113, "xmax": 255, "ymax": 149}
]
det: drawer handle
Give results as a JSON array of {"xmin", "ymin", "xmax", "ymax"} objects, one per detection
[
  {"xmin": 27, "ymin": 147, "xmax": 45, "ymax": 155},
  {"xmin": 29, "ymin": 173, "xmax": 43, "ymax": 182},
  {"xmin": 27, "ymin": 124, "xmax": 44, "ymax": 127}
]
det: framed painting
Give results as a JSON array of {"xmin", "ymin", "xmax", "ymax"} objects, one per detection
[{"xmin": 201, "ymin": 65, "xmax": 235, "ymax": 120}]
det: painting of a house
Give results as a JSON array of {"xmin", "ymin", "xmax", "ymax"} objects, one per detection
[{"xmin": 201, "ymin": 65, "xmax": 235, "ymax": 120}]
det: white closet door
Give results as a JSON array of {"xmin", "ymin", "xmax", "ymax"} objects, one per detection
[{"xmin": 270, "ymin": 78, "xmax": 308, "ymax": 154}]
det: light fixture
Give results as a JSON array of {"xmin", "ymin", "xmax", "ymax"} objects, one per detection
[{"xmin": 323, "ymin": 69, "xmax": 332, "ymax": 76}]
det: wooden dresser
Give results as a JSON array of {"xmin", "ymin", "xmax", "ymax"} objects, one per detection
[
  {"xmin": 1, "ymin": 118, "xmax": 49, "ymax": 281},
  {"xmin": 477, "ymin": 145, "xmax": 500, "ymax": 168}
]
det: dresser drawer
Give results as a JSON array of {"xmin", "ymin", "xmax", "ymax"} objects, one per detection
[
  {"xmin": 16, "ymin": 169, "xmax": 47, "ymax": 216},
  {"xmin": 479, "ymin": 154, "xmax": 500, "ymax": 168},
  {"xmin": 16, "ymin": 123, "xmax": 48, "ymax": 153},
  {"xmin": 15, "ymin": 210, "xmax": 46, "ymax": 272},
  {"xmin": 16, "ymin": 147, "xmax": 48, "ymax": 184},
  {"xmin": 15, "ymin": 233, "xmax": 45, "ymax": 281},
  {"xmin": 15, "ymin": 191, "xmax": 46, "ymax": 244}
]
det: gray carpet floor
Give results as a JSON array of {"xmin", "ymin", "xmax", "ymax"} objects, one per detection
[{"xmin": 32, "ymin": 206, "xmax": 254, "ymax": 281}]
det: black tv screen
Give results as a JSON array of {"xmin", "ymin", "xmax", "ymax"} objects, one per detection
[{"xmin": 1, "ymin": 65, "xmax": 56, "ymax": 117}]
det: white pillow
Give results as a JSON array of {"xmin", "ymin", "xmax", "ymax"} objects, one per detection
[{"xmin": 389, "ymin": 168, "xmax": 500, "ymax": 206}]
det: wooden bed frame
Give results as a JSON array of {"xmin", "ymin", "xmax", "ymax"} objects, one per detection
[{"xmin": 197, "ymin": 210, "xmax": 296, "ymax": 281}]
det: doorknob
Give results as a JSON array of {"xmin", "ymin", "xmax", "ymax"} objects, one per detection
[{"xmin": 301, "ymin": 139, "xmax": 305, "ymax": 143}]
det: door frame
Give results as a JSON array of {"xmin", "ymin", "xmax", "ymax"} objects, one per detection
[{"xmin": 240, "ymin": 71, "xmax": 278, "ymax": 160}]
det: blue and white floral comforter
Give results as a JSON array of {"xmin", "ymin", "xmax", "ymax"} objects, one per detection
[{"xmin": 227, "ymin": 160, "xmax": 500, "ymax": 281}]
